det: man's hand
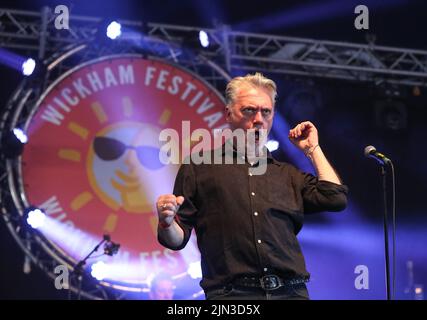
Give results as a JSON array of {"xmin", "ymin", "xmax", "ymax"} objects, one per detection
[
  {"xmin": 288, "ymin": 121, "xmax": 319, "ymax": 154},
  {"xmin": 156, "ymin": 195, "xmax": 185, "ymax": 228},
  {"xmin": 289, "ymin": 121, "xmax": 342, "ymax": 184}
]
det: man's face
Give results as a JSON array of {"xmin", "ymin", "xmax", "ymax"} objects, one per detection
[
  {"xmin": 226, "ymin": 84, "xmax": 274, "ymax": 143},
  {"xmin": 150, "ymin": 280, "xmax": 174, "ymax": 300}
]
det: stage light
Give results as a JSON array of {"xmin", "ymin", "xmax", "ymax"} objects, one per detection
[
  {"xmin": 198, "ymin": 30, "xmax": 209, "ymax": 48},
  {"xmin": 26, "ymin": 208, "xmax": 46, "ymax": 229},
  {"xmin": 1, "ymin": 128, "xmax": 27, "ymax": 158},
  {"xmin": 13, "ymin": 128, "xmax": 28, "ymax": 144},
  {"xmin": 415, "ymin": 285, "xmax": 424, "ymax": 300},
  {"xmin": 0, "ymin": 48, "xmax": 41, "ymax": 77},
  {"xmin": 374, "ymin": 99, "xmax": 407, "ymax": 131},
  {"xmin": 21, "ymin": 58, "xmax": 36, "ymax": 76},
  {"xmin": 187, "ymin": 261, "xmax": 202, "ymax": 279},
  {"xmin": 91, "ymin": 261, "xmax": 108, "ymax": 280},
  {"xmin": 266, "ymin": 139, "xmax": 279, "ymax": 152},
  {"xmin": 106, "ymin": 21, "xmax": 122, "ymax": 40}
]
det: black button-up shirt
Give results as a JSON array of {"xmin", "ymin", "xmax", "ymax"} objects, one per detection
[{"xmin": 158, "ymin": 145, "xmax": 348, "ymax": 291}]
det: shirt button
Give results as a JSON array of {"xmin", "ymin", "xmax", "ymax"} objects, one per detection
[
  {"xmin": 257, "ymin": 239, "xmax": 262, "ymax": 244},
  {"xmin": 254, "ymin": 212, "xmax": 258, "ymax": 216},
  {"xmin": 264, "ymin": 268, "xmax": 268, "ymax": 272},
  {"xmin": 251, "ymin": 192, "xmax": 255, "ymax": 196}
]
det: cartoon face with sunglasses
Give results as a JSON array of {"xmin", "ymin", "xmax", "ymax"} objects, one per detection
[{"xmin": 87, "ymin": 123, "xmax": 178, "ymax": 214}]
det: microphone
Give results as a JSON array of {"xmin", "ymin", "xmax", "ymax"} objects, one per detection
[
  {"xmin": 364, "ymin": 145, "xmax": 391, "ymax": 165},
  {"xmin": 103, "ymin": 234, "xmax": 120, "ymax": 256}
]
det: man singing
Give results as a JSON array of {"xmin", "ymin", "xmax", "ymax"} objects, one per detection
[{"xmin": 156, "ymin": 73, "xmax": 348, "ymax": 300}]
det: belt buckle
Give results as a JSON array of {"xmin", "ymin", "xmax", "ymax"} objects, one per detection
[{"xmin": 260, "ymin": 274, "xmax": 280, "ymax": 291}]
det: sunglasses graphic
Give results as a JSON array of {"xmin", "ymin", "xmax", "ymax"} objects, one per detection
[{"xmin": 93, "ymin": 136, "xmax": 164, "ymax": 170}]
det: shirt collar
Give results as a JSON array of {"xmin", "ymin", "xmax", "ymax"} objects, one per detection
[{"xmin": 220, "ymin": 140, "xmax": 278, "ymax": 164}]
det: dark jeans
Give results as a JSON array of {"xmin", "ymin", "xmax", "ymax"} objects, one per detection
[{"xmin": 205, "ymin": 283, "xmax": 309, "ymax": 300}]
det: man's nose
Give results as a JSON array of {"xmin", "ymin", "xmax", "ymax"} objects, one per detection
[{"xmin": 253, "ymin": 110, "xmax": 264, "ymax": 124}]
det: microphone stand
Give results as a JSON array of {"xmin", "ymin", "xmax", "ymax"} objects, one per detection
[
  {"xmin": 68, "ymin": 235, "xmax": 110, "ymax": 300},
  {"xmin": 365, "ymin": 146, "xmax": 395, "ymax": 300},
  {"xmin": 380, "ymin": 165, "xmax": 391, "ymax": 300}
]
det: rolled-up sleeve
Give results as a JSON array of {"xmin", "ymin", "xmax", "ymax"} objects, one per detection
[
  {"xmin": 158, "ymin": 163, "xmax": 198, "ymax": 250},
  {"xmin": 301, "ymin": 173, "xmax": 349, "ymax": 214}
]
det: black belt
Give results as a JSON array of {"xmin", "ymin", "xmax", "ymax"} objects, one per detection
[{"xmin": 233, "ymin": 275, "xmax": 309, "ymax": 291}]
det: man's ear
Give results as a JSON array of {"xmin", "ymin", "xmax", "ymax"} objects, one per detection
[{"xmin": 225, "ymin": 106, "xmax": 231, "ymax": 122}]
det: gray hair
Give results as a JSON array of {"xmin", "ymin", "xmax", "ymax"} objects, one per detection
[{"xmin": 225, "ymin": 72, "xmax": 277, "ymax": 107}]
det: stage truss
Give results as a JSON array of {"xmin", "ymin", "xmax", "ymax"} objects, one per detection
[{"xmin": 1, "ymin": 7, "xmax": 427, "ymax": 87}]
